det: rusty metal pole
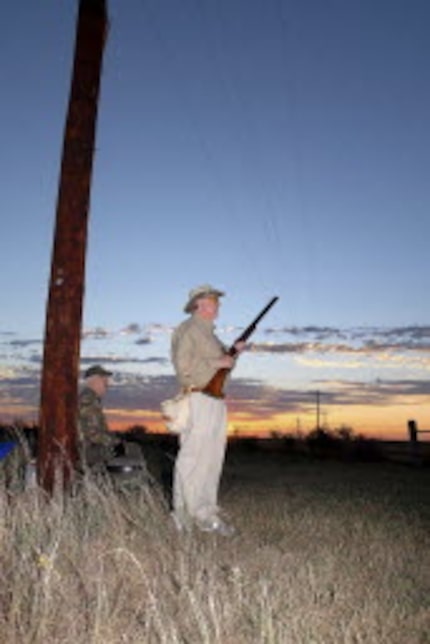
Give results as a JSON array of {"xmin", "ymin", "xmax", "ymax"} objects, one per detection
[{"xmin": 38, "ymin": 0, "xmax": 108, "ymax": 492}]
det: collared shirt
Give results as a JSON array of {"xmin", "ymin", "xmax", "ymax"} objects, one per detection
[{"xmin": 171, "ymin": 314, "xmax": 225, "ymax": 389}]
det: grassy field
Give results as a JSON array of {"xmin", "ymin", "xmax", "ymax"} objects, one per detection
[{"xmin": 0, "ymin": 445, "xmax": 429, "ymax": 643}]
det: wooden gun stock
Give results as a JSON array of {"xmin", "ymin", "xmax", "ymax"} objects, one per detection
[{"xmin": 201, "ymin": 296, "xmax": 279, "ymax": 398}]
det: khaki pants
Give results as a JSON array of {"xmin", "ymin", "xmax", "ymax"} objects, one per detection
[{"xmin": 173, "ymin": 392, "xmax": 227, "ymax": 525}]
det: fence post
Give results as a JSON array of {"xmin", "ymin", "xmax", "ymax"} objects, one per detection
[
  {"xmin": 408, "ymin": 419, "xmax": 418, "ymax": 443},
  {"xmin": 408, "ymin": 419, "xmax": 421, "ymax": 466}
]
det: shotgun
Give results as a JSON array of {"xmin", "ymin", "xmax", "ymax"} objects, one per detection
[{"xmin": 201, "ymin": 296, "xmax": 279, "ymax": 399}]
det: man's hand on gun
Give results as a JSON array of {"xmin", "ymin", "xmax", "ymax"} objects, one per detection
[
  {"xmin": 216, "ymin": 341, "xmax": 247, "ymax": 369},
  {"xmin": 203, "ymin": 298, "xmax": 278, "ymax": 398}
]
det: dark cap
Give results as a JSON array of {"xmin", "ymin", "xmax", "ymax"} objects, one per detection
[{"xmin": 84, "ymin": 365, "xmax": 113, "ymax": 378}]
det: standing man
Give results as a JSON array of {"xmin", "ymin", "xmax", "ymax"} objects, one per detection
[
  {"xmin": 171, "ymin": 284, "xmax": 245, "ymax": 535},
  {"xmin": 78, "ymin": 364, "xmax": 121, "ymax": 471}
]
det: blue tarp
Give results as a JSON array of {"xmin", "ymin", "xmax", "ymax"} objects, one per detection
[{"xmin": 0, "ymin": 441, "xmax": 17, "ymax": 461}]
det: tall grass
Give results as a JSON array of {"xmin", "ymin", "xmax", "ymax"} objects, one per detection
[{"xmin": 1, "ymin": 449, "xmax": 429, "ymax": 643}]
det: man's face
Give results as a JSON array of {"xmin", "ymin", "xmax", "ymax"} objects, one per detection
[
  {"xmin": 196, "ymin": 295, "xmax": 220, "ymax": 320},
  {"xmin": 90, "ymin": 374, "xmax": 110, "ymax": 397}
]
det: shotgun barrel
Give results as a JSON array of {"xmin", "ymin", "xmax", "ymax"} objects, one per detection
[{"xmin": 201, "ymin": 296, "xmax": 279, "ymax": 398}]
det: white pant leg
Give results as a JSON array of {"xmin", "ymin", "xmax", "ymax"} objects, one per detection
[{"xmin": 173, "ymin": 392, "xmax": 227, "ymax": 524}]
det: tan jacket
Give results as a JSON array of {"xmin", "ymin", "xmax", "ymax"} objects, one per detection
[{"xmin": 171, "ymin": 315, "xmax": 225, "ymax": 389}]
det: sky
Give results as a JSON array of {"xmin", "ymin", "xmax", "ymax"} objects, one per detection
[{"xmin": 1, "ymin": 0, "xmax": 430, "ymax": 441}]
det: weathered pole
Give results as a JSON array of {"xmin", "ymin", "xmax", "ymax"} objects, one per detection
[{"xmin": 38, "ymin": 0, "xmax": 108, "ymax": 492}]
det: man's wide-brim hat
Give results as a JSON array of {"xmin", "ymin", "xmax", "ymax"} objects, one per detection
[
  {"xmin": 184, "ymin": 284, "xmax": 225, "ymax": 313},
  {"xmin": 84, "ymin": 364, "xmax": 113, "ymax": 378}
]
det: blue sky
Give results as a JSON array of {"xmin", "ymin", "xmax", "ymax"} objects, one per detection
[{"xmin": 1, "ymin": 0, "xmax": 429, "ymax": 439}]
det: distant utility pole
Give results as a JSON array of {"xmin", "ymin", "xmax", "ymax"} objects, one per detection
[
  {"xmin": 38, "ymin": 0, "xmax": 108, "ymax": 492},
  {"xmin": 316, "ymin": 390, "xmax": 321, "ymax": 430}
]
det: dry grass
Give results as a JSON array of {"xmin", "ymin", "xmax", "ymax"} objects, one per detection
[{"xmin": 0, "ymin": 448, "xmax": 429, "ymax": 643}]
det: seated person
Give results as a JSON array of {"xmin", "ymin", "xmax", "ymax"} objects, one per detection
[{"xmin": 78, "ymin": 364, "xmax": 121, "ymax": 471}]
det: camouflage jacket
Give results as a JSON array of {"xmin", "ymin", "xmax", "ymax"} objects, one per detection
[{"xmin": 78, "ymin": 386, "xmax": 118, "ymax": 447}]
